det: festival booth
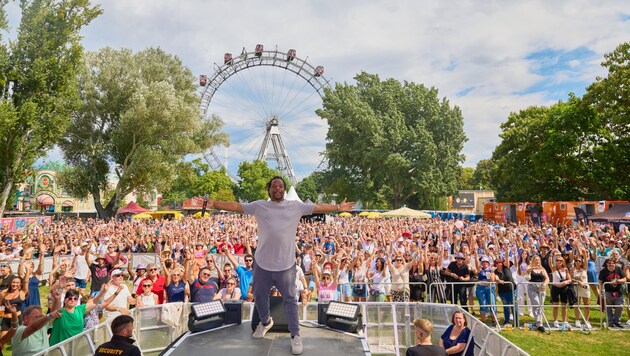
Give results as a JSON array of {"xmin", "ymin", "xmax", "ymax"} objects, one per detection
[
  {"xmin": 117, "ymin": 201, "xmax": 149, "ymax": 216},
  {"xmin": 589, "ymin": 203, "xmax": 630, "ymax": 232}
]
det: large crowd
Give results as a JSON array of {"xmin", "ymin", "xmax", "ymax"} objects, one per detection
[{"xmin": 0, "ymin": 213, "xmax": 628, "ymax": 354}]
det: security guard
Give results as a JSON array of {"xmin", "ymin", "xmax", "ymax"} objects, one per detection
[{"xmin": 94, "ymin": 315, "xmax": 141, "ymax": 356}]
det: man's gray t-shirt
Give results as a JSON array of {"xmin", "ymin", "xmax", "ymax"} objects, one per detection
[{"xmin": 242, "ymin": 200, "xmax": 315, "ymax": 271}]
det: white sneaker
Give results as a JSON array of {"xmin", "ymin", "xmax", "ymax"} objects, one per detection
[
  {"xmin": 291, "ymin": 335, "xmax": 303, "ymax": 355},
  {"xmin": 553, "ymin": 320, "xmax": 560, "ymax": 328},
  {"xmin": 575, "ymin": 320, "xmax": 581, "ymax": 328},
  {"xmin": 252, "ymin": 317, "xmax": 274, "ymax": 339},
  {"xmin": 585, "ymin": 321, "xmax": 592, "ymax": 329}
]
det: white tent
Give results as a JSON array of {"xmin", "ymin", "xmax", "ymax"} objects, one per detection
[{"xmin": 285, "ymin": 186, "xmax": 302, "ymax": 202}]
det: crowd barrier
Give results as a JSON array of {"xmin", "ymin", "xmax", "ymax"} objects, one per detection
[{"xmin": 35, "ymin": 302, "xmax": 529, "ymax": 356}]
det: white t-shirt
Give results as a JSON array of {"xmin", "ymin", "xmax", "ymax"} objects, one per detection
[
  {"xmin": 103, "ymin": 284, "xmax": 132, "ymax": 321},
  {"xmin": 242, "ymin": 200, "xmax": 315, "ymax": 271},
  {"xmin": 74, "ymin": 255, "xmax": 89, "ymax": 279}
]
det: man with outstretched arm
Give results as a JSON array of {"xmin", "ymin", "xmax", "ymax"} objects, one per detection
[{"xmin": 208, "ymin": 176, "xmax": 355, "ymax": 355}]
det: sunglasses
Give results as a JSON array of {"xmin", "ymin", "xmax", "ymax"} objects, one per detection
[
  {"xmin": 395, "ymin": 259, "xmax": 403, "ymax": 262},
  {"xmin": 206, "ymin": 260, "xmax": 215, "ymax": 263},
  {"xmin": 148, "ymin": 268, "xmax": 158, "ymax": 271},
  {"xmin": 201, "ymin": 272, "xmax": 211, "ymax": 277},
  {"xmin": 143, "ymin": 284, "xmax": 152, "ymax": 288},
  {"xmin": 226, "ymin": 282, "xmax": 235, "ymax": 285},
  {"xmin": 244, "ymin": 259, "xmax": 253, "ymax": 262},
  {"xmin": 66, "ymin": 296, "xmax": 79, "ymax": 301},
  {"xmin": 322, "ymin": 277, "xmax": 331, "ymax": 280}
]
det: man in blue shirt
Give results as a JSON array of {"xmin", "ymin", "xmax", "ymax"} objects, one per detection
[{"xmin": 225, "ymin": 248, "xmax": 254, "ymax": 301}]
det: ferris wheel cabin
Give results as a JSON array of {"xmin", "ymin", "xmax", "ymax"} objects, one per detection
[
  {"xmin": 255, "ymin": 44, "xmax": 264, "ymax": 57},
  {"xmin": 199, "ymin": 74, "xmax": 208, "ymax": 86},
  {"xmin": 287, "ymin": 49, "xmax": 296, "ymax": 61},
  {"xmin": 224, "ymin": 53, "xmax": 233, "ymax": 65},
  {"xmin": 315, "ymin": 66, "xmax": 325, "ymax": 77}
]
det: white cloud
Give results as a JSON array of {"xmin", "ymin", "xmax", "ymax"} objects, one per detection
[{"xmin": 29, "ymin": 0, "xmax": 630, "ymax": 173}]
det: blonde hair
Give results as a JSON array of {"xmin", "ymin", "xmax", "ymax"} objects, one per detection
[{"xmin": 413, "ymin": 319, "xmax": 433, "ymax": 334}]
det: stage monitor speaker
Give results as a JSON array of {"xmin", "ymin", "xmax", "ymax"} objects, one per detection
[
  {"xmin": 251, "ymin": 296, "xmax": 289, "ymax": 332},
  {"xmin": 317, "ymin": 302, "xmax": 329, "ymax": 325},
  {"xmin": 224, "ymin": 300, "xmax": 243, "ymax": 325}
]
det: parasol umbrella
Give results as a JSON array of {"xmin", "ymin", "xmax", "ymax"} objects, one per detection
[
  {"xmin": 339, "ymin": 212, "xmax": 352, "ymax": 217},
  {"xmin": 380, "ymin": 207, "xmax": 431, "ymax": 219},
  {"xmin": 358, "ymin": 211, "xmax": 371, "ymax": 217},
  {"xmin": 193, "ymin": 211, "xmax": 212, "ymax": 218},
  {"xmin": 132, "ymin": 212, "xmax": 153, "ymax": 220},
  {"xmin": 367, "ymin": 212, "xmax": 381, "ymax": 219}
]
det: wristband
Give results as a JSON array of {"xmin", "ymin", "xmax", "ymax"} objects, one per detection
[
  {"xmin": 46, "ymin": 314, "xmax": 51, "ymax": 320},
  {"xmin": 337, "ymin": 204, "xmax": 340, "ymax": 211}
]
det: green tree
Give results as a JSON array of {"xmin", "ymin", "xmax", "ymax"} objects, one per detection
[
  {"xmin": 236, "ymin": 160, "xmax": 284, "ymax": 202},
  {"xmin": 58, "ymin": 47, "xmax": 227, "ymax": 218},
  {"xmin": 470, "ymin": 159, "xmax": 496, "ymax": 191},
  {"xmin": 317, "ymin": 72, "xmax": 467, "ymax": 209},
  {"xmin": 0, "ymin": 0, "xmax": 101, "ymax": 217},
  {"xmin": 458, "ymin": 167, "xmax": 475, "ymax": 190},
  {"xmin": 296, "ymin": 172, "xmax": 323, "ymax": 203},
  {"xmin": 161, "ymin": 158, "xmax": 235, "ymax": 206}
]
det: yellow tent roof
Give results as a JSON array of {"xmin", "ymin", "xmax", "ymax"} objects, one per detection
[
  {"xmin": 338, "ymin": 212, "xmax": 352, "ymax": 217},
  {"xmin": 132, "ymin": 212, "xmax": 153, "ymax": 219}
]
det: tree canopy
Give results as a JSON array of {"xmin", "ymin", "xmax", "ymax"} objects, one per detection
[
  {"xmin": 236, "ymin": 160, "xmax": 287, "ymax": 202},
  {"xmin": 161, "ymin": 158, "xmax": 235, "ymax": 206},
  {"xmin": 317, "ymin": 72, "xmax": 467, "ymax": 209},
  {"xmin": 0, "ymin": 0, "xmax": 101, "ymax": 216},
  {"xmin": 490, "ymin": 42, "xmax": 630, "ymax": 201},
  {"xmin": 58, "ymin": 47, "xmax": 227, "ymax": 218}
]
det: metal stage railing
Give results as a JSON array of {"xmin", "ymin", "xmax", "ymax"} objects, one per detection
[{"xmin": 35, "ymin": 301, "xmax": 528, "ymax": 356}]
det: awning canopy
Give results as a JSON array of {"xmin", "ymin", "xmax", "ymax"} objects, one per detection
[
  {"xmin": 36, "ymin": 194, "xmax": 55, "ymax": 206},
  {"xmin": 118, "ymin": 201, "xmax": 150, "ymax": 214},
  {"xmin": 62, "ymin": 200, "xmax": 74, "ymax": 207}
]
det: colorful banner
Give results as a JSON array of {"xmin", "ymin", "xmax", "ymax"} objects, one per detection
[{"xmin": 0, "ymin": 216, "xmax": 52, "ymax": 232}]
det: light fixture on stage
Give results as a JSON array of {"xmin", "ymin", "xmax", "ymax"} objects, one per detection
[
  {"xmin": 325, "ymin": 301, "xmax": 362, "ymax": 333},
  {"xmin": 188, "ymin": 300, "xmax": 226, "ymax": 333}
]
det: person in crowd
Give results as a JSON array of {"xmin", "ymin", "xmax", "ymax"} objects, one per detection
[
  {"xmin": 424, "ymin": 248, "xmax": 446, "ymax": 304},
  {"xmin": 105, "ymin": 242, "xmax": 127, "ymax": 267},
  {"xmin": 11, "ymin": 304, "xmax": 59, "ymax": 356},
  {"xmin": 571, "ymin": 247, "xmax": 591, "ymax": 329},
  {"xmin": 186, "ymin": 262, "xmax": 219, "ymax": 303},
  {"xmin": 84, "ymin": 282, "xmax": 123, "ymax": 330},
  {"xmin": 493, "ymin": 259, "xmax": 515, "ymax": 326},
  {"xmin": 0, "ymin": 264, "xmax": 16, "ymax": 292},
  {"xmin": 350, "ymin": 251, "xmax": 369, "ymax": 302},
  {"xmin": 474, "ymin": 256, "xmax": 498, "ymax": 325},
  {"xmin": 406, "ymin": 318, "xmax": 447, "ymax": 356},
  {"xmin": 165, "ymin": 266, "xmax": 188, "ymax": 303},
  {"xmin": 135, "ymin": 263, "xmax": 166, "ymax": 304},
  {"xmin": 18, "ymin": 244, "xmax": 45, "ymax": 312},
  {"xmin": 599, "ymin": 257, "xmax": 627, "ymax": 328},
  {"xmin": 516, "ymin": 250, "xmax": 533, "ymax": 317},
  {"xmin": 439, "ymin": 311, "xmax": 472, "ymax": 356},
  {"xmin": 0, "ymin": 301, "xmax": 19, "ymax": 350},
  {"xmin": 549, "ymin": 252, "xmax": 572, "ymax": 329},
  {"xmin": 126, "ymin": 257, "xmax": 147, "ymax": 299},
  {"xmin": 214, "ymin": 277, "xmax": 242, "ymax": 301},
  {"xmin": 336, "ymin": 256, "xmax": 352, "ymax": 302},
  {"xmin": 408, "ymin": 250, "xmax": 425, "ymax": 302},
  {"xmin": 203, "ymin": 254, "xmax": 222, "ymax": 285},
  {"xmin": 136, "ymin": 279, "xmax": 159, "ymax": 308},
  {"xmin": 220, "ymin": 262, "xmax": 238, "ymax": 289},
  {"xmin": 103, "ymin": 269, "xmax": 136, "ymax": 322},
  {"xmin": 315, "ymin": 260, "xmax": 339, "ymax": 302},
  {"xmin": 445, "ymin": 252, "xmax": 470, "ymax": 310},
  {"xmin": 207, "ymin": 175, "xmax": 354, "ymax": 355},
  {"xmin": 526, "ymin": 255, "xmax": 549, "ymax": 332},
  {"xmin": 367, "ymin": 257, "xmax": 389, "ymax": 302},
  {"xmin": 0, "ymin": 276, "xmax": 28, "ymax": 342},
  {"xmin": 86, "ymin": 248, "xmax": 120, "ymax": 297},
  {"xmin": 387, "ymin": 244, "xmax": 417, "ymax": 302},
  {"xmin": 49, "ymin": 285, "xmax": 107, "ymax": 345},
  {"xmin": 224, "ymin": 245, "xmax": 254, "ymax": 301},
  {"xmin": 94, "ymin": 315, "xmax": 141, "ymax": 356}
]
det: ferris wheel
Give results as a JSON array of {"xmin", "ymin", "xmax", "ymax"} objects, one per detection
[{"xmin": 198, "ymin": 44, "xmax": 331, "ymax": 186}]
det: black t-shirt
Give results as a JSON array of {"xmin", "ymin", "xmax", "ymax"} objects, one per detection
[
  {"xmin": 494, "ymin": 267, "xmax": 515, "ymax": 294},
  {"xmin": 406, "ymin": 344, "xmax": 447, "ymax": 356},
  {"xmin": 447, "ymin": 261, "xmax": 470, "ymax": 282},
  {"xmin": 540, "ymin": 252, "xmax": 552, "ymax": 274},
  {"xmin": 0, "ymin": 274, "xmax": 16, "ymax": 291},
  {"xmin": 599, "ymin": 266, "xmax": 624, "ymax": 293},
  {"xmin": 89, "ymin": 263, "xmax": 112, "ymax": 292}
]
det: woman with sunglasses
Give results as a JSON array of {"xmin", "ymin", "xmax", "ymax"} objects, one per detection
[
  {"xmin": 0, "ymin": 276, "xmax": 29, "ymax": 345},
  {"xmin": 165, "ymin": 267, "xmax": 189, "ymax": 303},
  {"xmin": 136, "ymin": 280, "xmax": 159, "ymax": 308},
  {"xmin": 134, "ymin": 263, "xmax": 166, "ymax": 304},
  {"xmin": 387, "ymin": 244, "xmax": 418, "ymax": 302},
  {"xmin": 49, "ymin": 284, "xmax": 107, "ymax": 345},
  {"xmin": 214, "ymin": 277, "xmax": 242, "ymax": 301},
  {"xmin": 549, "ymin": 252, "xmax": 572, "ymax": 329}
]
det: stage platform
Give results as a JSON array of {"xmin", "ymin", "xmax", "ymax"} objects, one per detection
[{"xmin": 160, "ymin": 321, "xmax": 371, "ymax": 356}]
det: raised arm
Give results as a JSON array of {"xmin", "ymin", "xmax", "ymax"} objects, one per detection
[
  {"xmin": 312, "ymin": 198, "xmax": 355, "ymax": 214},
  {"xmin": 208, "ymin": 200, "xmax": 244, "ymax": 213}
]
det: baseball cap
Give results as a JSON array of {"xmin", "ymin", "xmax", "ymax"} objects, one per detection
[
  {"xmin": 322, "ymin": 270, "xmax": 332, "ymax": 276},
  {"xmin": 455, "ymin": 252, "xmax": 464, "ymax": 259},
  {"xmin": 481, "ymin": 257, "xmax": 490, "ymax": 263},
  {"xmin": 397, "ymin": 237, "xmax": 404, "ymax": 242},
  {"xmin": 136, "ymin": 263, "xmax": 146, "ymax": 270},
  {"xmin": 110, "ymin": 269, "xmax": 123, "ymax": 276}
]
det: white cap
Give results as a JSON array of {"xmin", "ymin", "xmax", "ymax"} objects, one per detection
[{"xmin": 110, "ymin": 269, "xmax": 123, "ymax": 276}]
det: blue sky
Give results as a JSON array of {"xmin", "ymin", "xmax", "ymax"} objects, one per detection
[{"xmin": 20, "ymin": 0, "xmax": 630, "ymax": 181}]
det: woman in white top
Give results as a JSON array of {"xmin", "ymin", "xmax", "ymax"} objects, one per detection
[
  {"xmin": 350, "ymin": 251, "xmax": 369, "ymax": 302},
  {"xmin": 367, "ymin": 257, "xmax": 389, "ymax": 302},
  {"xmin": 570, "ymin": 246, "xmax": 591, "ymax": 329},
  {"xmin": 214, "ymin": 277, "xmax": 242, "ymax": 301}
]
